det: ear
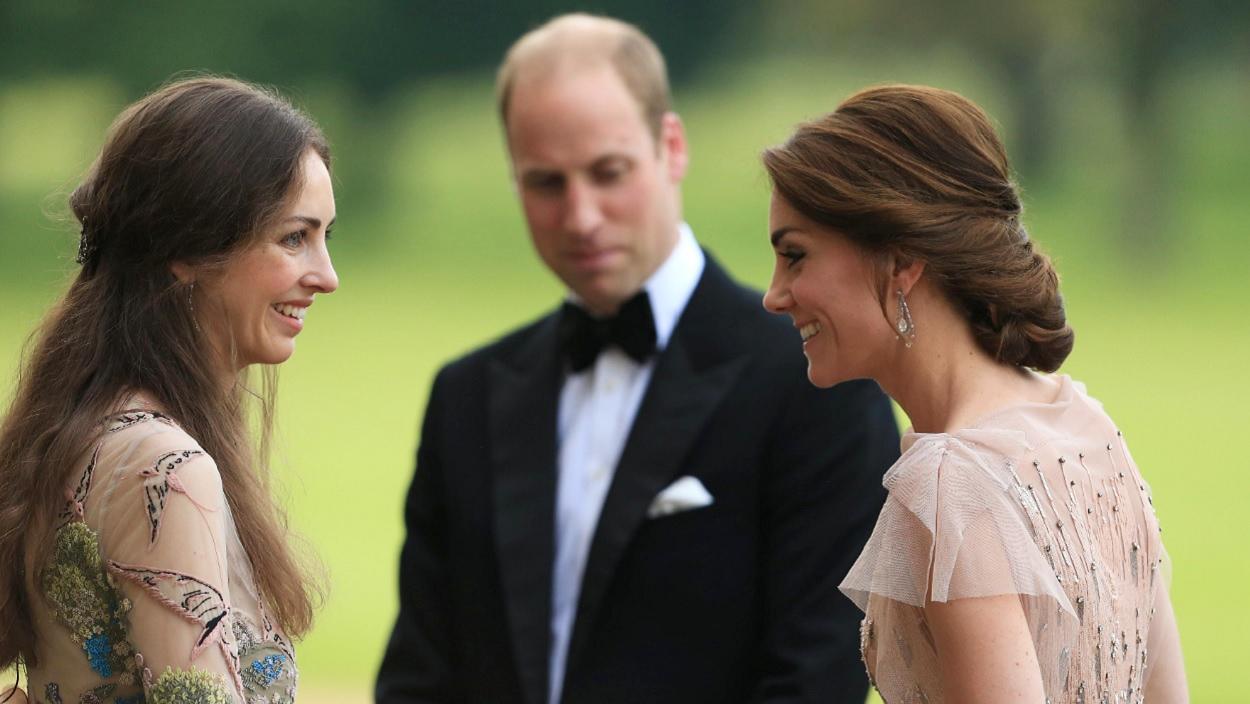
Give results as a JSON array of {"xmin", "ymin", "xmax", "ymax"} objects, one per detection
[
  {"xmin": 891, "ymin": 254, "xmax": 926, "ymax": 295},
  {"xmin": 169, "ymin": 261, "xmax": 196, "ymax": 285},
  {"xmin": 659, "ymin": 111, "xmax": 689, "ymax": 183}
]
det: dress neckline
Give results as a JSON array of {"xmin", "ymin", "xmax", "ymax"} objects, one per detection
[{"xmin": 899, "ymin": 373, "xmax": 1075, "ymax": 453}]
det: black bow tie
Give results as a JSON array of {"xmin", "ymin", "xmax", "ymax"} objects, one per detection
[{"xmin": 558, "ymin": 291, "xmax": 657, "ymax": 372}]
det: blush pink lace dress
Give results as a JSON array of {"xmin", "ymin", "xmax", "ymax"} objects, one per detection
[
  {"xmin": 25, "ymin": 409, "xmax": 296, "ymax": 704},
  {"xmin": 841, "ymin": 375, "xmax": 1181, "ymax": 703}
]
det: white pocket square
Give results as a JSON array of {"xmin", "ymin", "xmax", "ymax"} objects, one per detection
[{"xmin": 646, "ymin": 475, "xmax": 714, "ymax": 519}]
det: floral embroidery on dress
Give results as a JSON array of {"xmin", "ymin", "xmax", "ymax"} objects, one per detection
[
  {"xmin": 233, "ymin": 611, "xmax": 297, "ymax": 704},
  {"xmin": 35, "ymin": 410, "xmax": 298, "ymax": 704},
  {"xmin": 147, "ymin": 668, "xmax": 232, "ymax": 704},
  {"xmin": 42, "ymin": 522, "xmax": 142, "ymax": 687},
  {"xmin": 244, "ymin": 654, "xmax": 286, "ymax": 688},
  {"xmin": 40, "ymin": 680, "xmax": 128, "ymax": 704},
  {"xmin": 139, "ymin": 450, "xmax": 207, "ymax": 546}
]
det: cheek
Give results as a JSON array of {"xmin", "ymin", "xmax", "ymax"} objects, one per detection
[
  {"xmin": 528, "ymin": 228, "xmax": 561, "ymax": 262},
  {"xmin": 521, "ymin": 195, "xmax": 561, "ymax": 230},
  {"xmin": 603, "ymin": 179, "xmax": 653, "ymax": 221},
  {"xmin": 797, "ymin": 279, "xmax": 875, "ymax": 331},
  {"xmin": 790, "ymin": 277, "xmax": 826, "ymax": 315},
  {"xmin": 245, "ymin": 260, "xmax": 300, "ymax": 305},
  {"xmin": 261, "ymin": 265, "xmax": 293, "ymax": 294}
]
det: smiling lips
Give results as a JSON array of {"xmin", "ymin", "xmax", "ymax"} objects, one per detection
[
  {"xmin": 271, "ymin": 303, "xmax": 307, "ymax": 322},
  {"xmin": 799, "ymin": 321, "xmax": 821, "ymax": 342}
]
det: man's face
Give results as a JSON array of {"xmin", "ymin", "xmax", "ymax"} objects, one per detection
[{"xmin": 505, "ymin": 63, "xmax": 687, "ymax": 316}]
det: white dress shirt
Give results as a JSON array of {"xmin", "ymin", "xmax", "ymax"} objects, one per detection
[{"xmin": 548, "ymin": 223, "xmax": 705, "ymax": 704}]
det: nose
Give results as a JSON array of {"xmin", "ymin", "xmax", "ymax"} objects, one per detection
[
  {"xmin": 303, "ymin": 242, "xmax": 339, "ymax": 294},
  {"xmin": 561, "ymin": 179, "xmax": 604, "ymax": 236},
  {"xmin": 762, "ymin": 276, "xmax": 790, "ymax": 314}
]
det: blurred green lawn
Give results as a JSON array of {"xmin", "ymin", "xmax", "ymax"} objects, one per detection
[{"xmin": 2, "ymin": 56, "xmax": 1247, "ymax": 702}]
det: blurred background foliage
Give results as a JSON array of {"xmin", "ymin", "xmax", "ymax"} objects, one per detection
[{"xmin": 1, "ymin": 2, "xmax": 1247, "ymax": 702}]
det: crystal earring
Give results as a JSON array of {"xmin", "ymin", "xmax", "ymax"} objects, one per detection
[{"xmin": 895, "ymin": 289, "xmax": 915, "ymax": 348}]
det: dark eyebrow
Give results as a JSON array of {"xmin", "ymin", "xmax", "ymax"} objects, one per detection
[
  {"xmin": 770, "ymin": 226, "xmax": 798, "ymax": 247},
  {"xmin": 519, "ymin": 168, "xmax": 563, "ymax": 185},
  {"xmin": 284, "ymin": 215, "xmax": 336, "ymax": 230}
]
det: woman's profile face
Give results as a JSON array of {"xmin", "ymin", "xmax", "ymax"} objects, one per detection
[
  {"xmin": 762, "ymin": 193, "xmax": 895, "ymax": 387},
  {"xmin": 198, "ymin": 149, "xmax": 338, "ymax": 369}
]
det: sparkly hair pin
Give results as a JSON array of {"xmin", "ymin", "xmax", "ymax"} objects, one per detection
[{"xmin": 76, "ymin": 216, "xmax": 98, "ymax": 266}]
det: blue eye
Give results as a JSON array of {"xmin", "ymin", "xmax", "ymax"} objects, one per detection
[
  {"xmin": 281, "ymin": 230, "xmax": 306, "ymax": 247},
  {"xmin": 324, "ymin": 228, "xmax": 334, "ymax": 242}
]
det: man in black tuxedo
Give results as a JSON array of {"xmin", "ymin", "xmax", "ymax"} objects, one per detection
[{"xmin": 376, "ymin": 13, "xmax": 899, "ymax": 704}]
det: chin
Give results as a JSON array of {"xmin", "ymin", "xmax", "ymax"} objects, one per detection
[
  {"xmin": 250, "ymin": 346, "xmax": 295, "ymax": 367},
  {"xmin": 806, "ymin": 355, "xmax": 865, "ymax": 388},
  {"xmin": 805, "ymin": 364, "xmax": 839, "ymax": 389}
]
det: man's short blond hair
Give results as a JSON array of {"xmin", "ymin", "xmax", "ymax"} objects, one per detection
[{"xmin": 496, "ymin": 13, "xmax": 671, "ymax": 141}]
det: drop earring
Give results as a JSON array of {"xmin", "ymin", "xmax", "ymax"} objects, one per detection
[{"xmin": 895, "ymin": 289, "xmax": 916, "ymax": 348}]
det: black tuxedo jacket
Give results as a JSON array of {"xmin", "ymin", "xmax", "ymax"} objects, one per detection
[{"xmin": 376, "ymin": 255, "xmax": 899, "ymax": 704}]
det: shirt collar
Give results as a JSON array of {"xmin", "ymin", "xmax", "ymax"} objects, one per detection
[{"xmin": 643, "ymin": 222, "xmax": 705, "ymax": 350}]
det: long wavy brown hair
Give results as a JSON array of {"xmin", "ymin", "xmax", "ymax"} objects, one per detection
[{"xmin": 0, "ymin": 76, "xmax": 327, "ymax": 673}]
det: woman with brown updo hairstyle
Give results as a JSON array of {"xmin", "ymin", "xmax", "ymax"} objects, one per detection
[
  {"xmin": 762, "ymin": 84, "xmax": 1187, "ymax": 702},
  {"xmin": 0, "ymin": 76, "xmax": 338, "ymax": 703}
]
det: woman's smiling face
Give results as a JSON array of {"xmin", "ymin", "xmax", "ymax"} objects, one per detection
[
  {"xmin": 196, "ymin": 149, "xmax": 339, "ymax": 370},
  {"xmin": 762, "ymin": 192, "xmax": 896, "ymax": 388}
]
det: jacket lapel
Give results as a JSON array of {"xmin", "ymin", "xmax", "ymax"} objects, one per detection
[
  {"xmin": 489, "ymin": 316, "xmax": 563, "ymax": 704},
  {"xmin": 564, "ymin": 260, "xmax": 749, "ymax": 673}
]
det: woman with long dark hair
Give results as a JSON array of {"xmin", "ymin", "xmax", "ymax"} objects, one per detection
[
  {"xmin": 762, "ymin": 85, "xmax": 1187, "ymax": 702},
  {"xmin": 0, "ymin": 76, "xmax": 337, "ymax": 703}
]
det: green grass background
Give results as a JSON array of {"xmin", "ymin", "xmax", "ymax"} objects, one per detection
[{"xmin": 2, "ymin": 56, "xmax": 1247, "ymax": 701}]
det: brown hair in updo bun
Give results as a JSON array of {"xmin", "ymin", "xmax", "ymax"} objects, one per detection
[{"xmin": 762, "ymin": 84, "xmax": 1074, "ymax": 372}]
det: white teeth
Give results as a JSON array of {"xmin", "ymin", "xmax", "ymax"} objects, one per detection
[
  {"xmin": 272, "ymin": 304, "xmax": 307, "ymax": 321},
  {"xmin": 800, "ymin": 322, "xmax": 821, "ymax": 341}
]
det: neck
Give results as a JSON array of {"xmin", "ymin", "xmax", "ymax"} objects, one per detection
[{"xmin": 875, "ymin": 293, "xmax": 1042, "ymax": 434}]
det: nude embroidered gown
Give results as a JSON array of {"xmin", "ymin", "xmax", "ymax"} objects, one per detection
[
  {"xmin": 25, "ymin": 409, "xmax": 296, "ymax": 704},
  {"xmin": 840, "ymin": 375, "xmax": 1181, "ymax": 703}
]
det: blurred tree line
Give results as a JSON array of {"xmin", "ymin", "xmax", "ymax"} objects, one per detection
[
  {"xmin": 0, "ymin": 0, "xmax": 744, "ymax": 95},
  {"xmin": 747, "ymin": 0, "xmax": 1248, "ymax": 166},
  {"xmin": 2, "ymin": 0, "xmax": 1246, "ymax": 256},
  {"xmin": 5, "ymin": 1, "xmax": 1243, "ymax": 141},
  {"xmin": 742, "ymin": 0, "xmax": 1249, "ymax": 256}
]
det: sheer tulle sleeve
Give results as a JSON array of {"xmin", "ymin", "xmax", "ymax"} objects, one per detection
[
  {"xmin": 90, "ymin": 423, "xmax": 243, "ymax": 702},
  {"xmin": 840, "ymin": 429, "xmax": 1075, "ymax": 616}
]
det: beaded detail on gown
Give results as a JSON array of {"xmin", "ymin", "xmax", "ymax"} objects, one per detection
[
  {"xmin": 25, "ymin": 410, "xmax": 297, "ymax": 704},
  {"xmin": 840, "ymin": 375, "xmax": 1175, "ymax": 703}
]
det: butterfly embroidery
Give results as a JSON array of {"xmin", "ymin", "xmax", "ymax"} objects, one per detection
[
  {"xmin": 58, "ymin": 444, "xmax": 101, "ymax": 525},
  {"xmin": 106, "ymin": 410, "xmax": 175, "ymax": 434},
  {"xmin": 108, "ymin": 562, "xmax": 232, "ymax": 661},
  {"xmin": 140, "ymin": 449, "xmax": 211, "ymax": 546}
]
